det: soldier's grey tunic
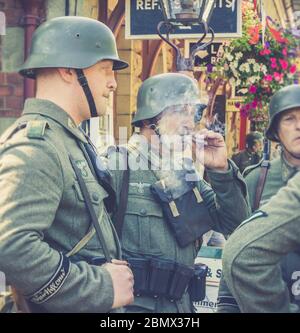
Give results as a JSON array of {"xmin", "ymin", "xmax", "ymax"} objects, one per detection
[
  {"xmin": 0, "ymin": 99, "xmax": 121, "ymax": 313},
  {"xmin": 218, "ymin": 154, "xmax": 300, "ymax": 312},
  {"xmin": 231, "ymin": 149, "xmax": 261, "ymax": 174},
  {"xmin": 107, "ymin": 134, "xmax": 250, "ymax": 313},
  {"xmin": 222, "ymin": 158, "xmax": 300, "ymax": 313}
]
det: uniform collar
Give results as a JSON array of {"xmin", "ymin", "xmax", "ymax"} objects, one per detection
[
  {"xmin": 281, "ymin": 152, "xmax": 299, "ymax": 182},
  {"xmin": 22, "ymin": 98, "xmax": 87, "ymax": 143}
]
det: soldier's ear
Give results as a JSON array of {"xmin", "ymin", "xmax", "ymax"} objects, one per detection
[{"xmin": 57, "ymin": 68, "xmax": 75, "ymax": 84}]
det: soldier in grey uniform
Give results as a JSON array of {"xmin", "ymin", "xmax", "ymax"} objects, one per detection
[
  {"xmin": 218, "ymin": 84, "xmax": 300, "ymax": 312},
  {"xmin": 0, "ymin": 16, "xmax": 134, "ymax": 312},
  {"xmin": 221, "ymin": 84, "xmax": 300, "ymax": 312},
  {"xmin": 231, "ymin": 132, "xmax": 263, "ymax": 174},
  {"xmin": 106, "ymin": 73, "xmax": 250, "ymax": 313}
]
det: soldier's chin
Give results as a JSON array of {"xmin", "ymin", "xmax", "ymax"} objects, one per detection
[
  {"xmin": 290, "ymin": 151, "xmax": 300, "ymax": 160},
  {"xmin": 97, "ymin": 103, "xmax": 108, "ymax": 117}
]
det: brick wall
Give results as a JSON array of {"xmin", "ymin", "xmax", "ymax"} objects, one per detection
[
  {"xmin": 0, "ymin": 0, "xmax": 45, "ymax": 134},
  {"xmin": 0, "ymin": 0, "xmax": 24, "ymax": 133},
  {"xmin": 0, "ymin": 72, "xmax": 24, "ymax": 118},
  {"xmin": 0, "ymin": 0, "xmax": 24, "ymax": 27}
]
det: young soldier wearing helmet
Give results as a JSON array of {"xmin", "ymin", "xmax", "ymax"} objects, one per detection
[
  {"xmin": 106, "ymin": 73, "xmax": 250, "ymax": 313},
  {"xmin": 231, "ymin": 132, "xmax": 263, "ymax": 173},
  {"xmin": 0, "ymin": 16, "xmax": 134, "ymax": 312},
  {"xmin": 220, "ymin": 84, "xmax": 300, "ymax": 313}
]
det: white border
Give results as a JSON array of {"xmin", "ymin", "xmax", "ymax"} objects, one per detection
[{"xmin": 125, "ymin": 0, "xmax": 242, "ymax": 40}]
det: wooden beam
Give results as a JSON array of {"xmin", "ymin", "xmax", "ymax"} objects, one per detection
[
  {"xmin": 98, "ymin": 0, "xmax": 108, "ymax": 24},
  {"xmin": 141, "ymin": 40, "xmax": 163, "ymax": 81},
  {"xmin": 108, "ymin": 0, "xmax": 125, "ymax": 37}
]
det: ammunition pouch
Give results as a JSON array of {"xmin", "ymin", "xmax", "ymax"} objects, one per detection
[
  {"xmin": 126, "ymin": 257, "xmax": 207, "ymax": 302},
  {"xmin": 150, "ymin": 172, "xmax": 214, "ymax": 247},
  {"xmin": 188, "ymin": 263, "xmax": 208, "ymax": 302}
]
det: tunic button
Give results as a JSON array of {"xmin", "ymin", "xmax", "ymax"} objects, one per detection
[
  {"xmin": 92, "ymin": 193, "xmax": 100, "ymax": 202},
  {"xmin": 140, "ymin": 208, "xmax": 147, "ymax": 216}
]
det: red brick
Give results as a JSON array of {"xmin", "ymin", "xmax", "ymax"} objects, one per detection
[
  {"xmin": 0, "ymin": 109, "xmax": 22, "ymax": 117},
  {"xmin": 0, "ymin": 85, "xmax": 13, "ymax": 96},
  {"xmin": 4, "ymin": 8, "xmax": 23, "ymax": 26},
  {"xmin": 4, "ymin": 0, "xmax": 18, "ymax": 9},
  {"xmin": 14, "ymin": 85, "xmax": 23, "ymax": 97},
  {"xmin": 7, "ymin": 73, "xmax": 23, "ymax": 85},
  {"xmin": 6, "ymin": 95, "xmax": 23, "ymax": 109},
  {"xmin": 0, "ymin": 72, "xmax": 7, "ymax": 84},
  {"xmin": 14, "ymin": 0, "xmax": 23, "ymax": 9}
]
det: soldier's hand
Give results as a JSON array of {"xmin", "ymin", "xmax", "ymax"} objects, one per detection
[
  {"xmin": 193, "ymin": 129, "xmax": 228, "ymax": 171},
  {"xmin": 103, "ymin": 261, "xmax": 134, "ymax": 309}
]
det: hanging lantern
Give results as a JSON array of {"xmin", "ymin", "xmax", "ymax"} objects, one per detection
[
  {"xmin": 159, "ymin": 0, "xmax": 215, "ymax": 26},
  {"xmin": 157, "ymin": 0, "xmax": 216, "ymax": 71}
]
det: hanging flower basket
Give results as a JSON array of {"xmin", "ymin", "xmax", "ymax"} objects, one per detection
[{"xmin": 212, "ymin": 1, "xmax": 299, "ymax": 123}]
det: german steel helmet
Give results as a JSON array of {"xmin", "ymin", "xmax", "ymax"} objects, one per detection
[
  {"xmin": 19, "ymin": 16, "xmax": 128, "ymax": 79},
  {"xmin": 132, "ymin": 73, "xmax": 201, "ymax": 126},
  {"xmin": 266, "ymin": 84, "xmax": 300, "ymax": 142}
]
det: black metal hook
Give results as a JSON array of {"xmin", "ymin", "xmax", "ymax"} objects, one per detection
[
  {"xmin": 157, "ymin": 21, "xmax": 181, "ymax": 59},
  {"xmin": 191, "ymin": 26, "xmax": 215, "ymax": 60},
  {"xmin": 157, "ymin": 20, "xmax": 215, "ymax": 71}
]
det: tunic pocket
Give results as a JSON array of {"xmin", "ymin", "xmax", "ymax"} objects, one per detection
[{"xmin": 122, "ymin": 196, "xmax": 165, "ymax": 256}]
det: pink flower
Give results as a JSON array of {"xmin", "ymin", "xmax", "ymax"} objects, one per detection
[
  {"xmin": 251, "ymin": 99, "xmax": 258, "ymax": 108},
  {"xmin": 249, "ymin": 85, "xmax": 257, "ymax": 94},
  {"xmin": 270, "ymin": 58, "xmax": 277, "ymax": 69},
  {"xmin": 235, "ymin": 102, "xmax": 241, "ymax": 108},
  {"xmin": 260, "ymin": 49, "xmax": 271, "ymax": 56},
  {"xmin": 274, "ymin": 72, "xmax": 284, "ymax": 81},
  {"xmin": 245, "ymin": 104, "xmax": 251, "ymax": 111},
  {"xmin": 279, "ymin": 59, "xmax": 289, "ymax": 70},
  {"xmin": 282, "ymin": 48, "xmax": 288, "ymax": 56},
  {"xmin": 264, "ymin": 75, "xmax": 273, "ymax": 81},
  {"xmin": 290, "ymin": 64, "xmax": 297, "ymax": 74}
]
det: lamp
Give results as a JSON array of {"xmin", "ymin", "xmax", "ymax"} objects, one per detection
[{"xmin": 158, "ymin": 0, "xmax": 216, "ymax": 71}]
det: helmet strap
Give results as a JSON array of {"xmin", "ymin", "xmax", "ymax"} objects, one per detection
[
  {"xmin": 75, "ymin": 69, "xmax": 98, "ymax": 118},
  {"xmin": 148, "ymin": 123, "xmax": 161, "ymax": 138}
]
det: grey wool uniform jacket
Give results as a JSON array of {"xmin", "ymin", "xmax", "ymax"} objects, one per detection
[
  {"xmin": 0, "ymin": 99, "xmax": 121, "ymax": 313},
  {"xmin": 106, "ymin": 134, "xmax": 251, "ymax": 312}
]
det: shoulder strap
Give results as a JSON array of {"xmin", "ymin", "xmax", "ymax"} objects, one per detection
[
  {"xmin": 253, "ymin": 139, "xmax": 271, "ymax": 211},
  {"xmin": 253, "ymin": 160, "xmax": 270, "ymax": 211},
  {"xmin": 113, "ymin": 149, "xmax": 129, "ymax": 238},
  {"xmin": 25, "ymin": 120, "xmax": 49, "ymax": 139},
  {"xmin": 1, "ymin": 120, "xmax": 49, "ymax": 145},
  {"xmin": 69, "ymin": 155, "xmax": 112, "ymax": 262},
  {"xmin": 0, "ymin": 122, "xmax": 27, "ymax": 144}
]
